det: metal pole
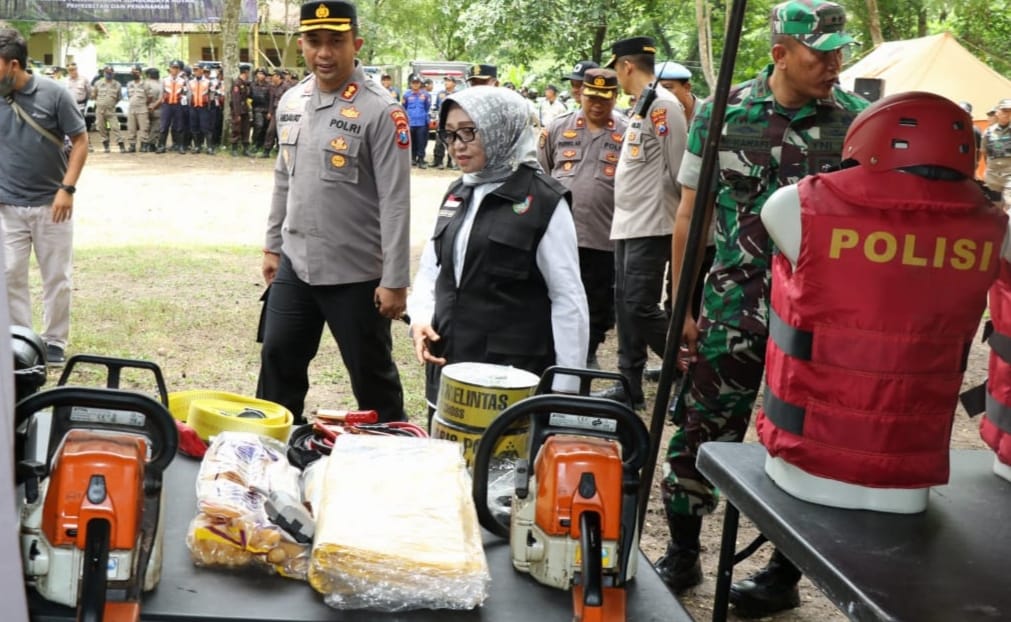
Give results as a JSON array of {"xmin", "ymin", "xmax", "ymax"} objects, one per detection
[{"xmin": 637, "ymin": 0, "xmax": 751, "ymax": 533}]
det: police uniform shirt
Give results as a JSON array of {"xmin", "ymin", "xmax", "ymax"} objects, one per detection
[
  {"xmin": 406, "ymin": 181, "xmax": 588, "ymax": 375},
  {"xmin": 610, "ymin": 83, "xmax": 687, "ymax": 239},
  {"xmin": 266, "ymin": 63, "xmax": 410, "ymax": 288},
  {"xmin": 537, "ymin": 110, "xmax": 628, "ymax": 250},
  {"xmin": 63, "ymin": 74, "xmax": 89, "ymax": 106},
  {"xmin": 126, "ymin": 79, "xmax": 148, "ymax": 113},
  {"xmin": 93, "ymin": 78, "xmax": 120, "ymax": 108}
]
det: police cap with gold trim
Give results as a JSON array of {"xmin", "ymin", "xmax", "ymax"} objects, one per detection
[
  {"xmin": 605, "ymin": 36, "xmax": 656, "ymax": 68},
  {"xmin": 580, "ymin": 68, "xmax": 619, "ymax": 100},
  {"xmin": 299, "ymin": 0, "xmax": 357, "ymax": 33},
  {"xmin": 467, "ymin": 64, "xmax": 497, "ymax": 82}
]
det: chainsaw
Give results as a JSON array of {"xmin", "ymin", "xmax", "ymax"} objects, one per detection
[
  {"xmin": 472, "ymin": 367, "xmax": 650, "ymax": 622},
  {"xmin": 16, "ymin": 355, "xmax": 178, "ymax": 622}
]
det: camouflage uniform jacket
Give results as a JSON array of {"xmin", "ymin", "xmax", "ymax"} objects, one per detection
[
  {"xmin": 982, "ymin": 123, "xmax": 1011, "ymax": 178},
  {"xmin": 679, "ymin": 64, "xmax": 867, "ymax": 334}
]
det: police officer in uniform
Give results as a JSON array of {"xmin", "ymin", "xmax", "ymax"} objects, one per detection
[
  {"xmin": 538, "ymin": 68, "xmax": 627, "ymax": 368},
  {"xmin": 593, "ymin": 37, "xmax": 687, "ymax": 410},
  {"xmin": 430, "ymin": 75, "xmax": 457, "ymax": 169},
  {"xmin": 93, "ymin": 64, "xmax": 124, "ymax": 153},
  {"xmin": 258, "ymin": 0, "xmax": 410, "ymax": 424},
  {"xmin": 207, "ymin": 66, "xmax": 225, "ymax": 153},
  {"xmin": 144, "ymin": 67, "xmax": 162, "ymax": 153},
  {"xmin": 466, "ymin": 64, "xmax": 497, "ymax": 87},
  {"xmin": 187, "ymin": 63, "xmax": 213, "ymax": 154},
  {"xmin": 250, "ymin": 67, "xmax": 272, "ymax": 153},
  {"xmin": 655, "ymin": 61, "xmax": 698, "ymax": 122},
  {"xmin": 230, "ymin": 65, "xmax": 253, "ymax": 156},
  {"xmin": 157, "ymin": 60, "xmax": 187, "ymax": 153},
  {"xmin": 125, "ymin": 64, "xmax": 153, "ymax": 152},
  {"xmin": 563, "ymin": 60, "xmax": 598, "ymax": 104},
  {"xmin": 261, "ymin": 69, "xmax": 289, "ymax": 158},
  {"xmin": 982, "ymin": 98, "xmax": 1011, "ymax": 204}
]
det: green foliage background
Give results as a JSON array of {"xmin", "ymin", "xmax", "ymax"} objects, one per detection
[{"xmin": 36, "ymin": 0, "xmax": 1011, "ymax": 93}]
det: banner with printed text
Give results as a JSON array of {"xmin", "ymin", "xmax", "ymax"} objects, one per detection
[{"xmin": 0, "ymin": 0, "xmax": 258, "ymax": 23}]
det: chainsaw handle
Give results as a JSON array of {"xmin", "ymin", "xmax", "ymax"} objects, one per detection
[
  {"xmin": 472, "ymin": 393, "xmax": 649, "ymax": 538},
  {"xmin": 57, "ymin": 354, "xmax": 171, "ymax": 407},
  {"xmin": 15, "ymin": 386, "xmax": 179, "ymax": 476}
]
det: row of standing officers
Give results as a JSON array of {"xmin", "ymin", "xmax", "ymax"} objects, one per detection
[{"xmin": 84, "ymin": 62, "xmax": 300, "ymax": 156}]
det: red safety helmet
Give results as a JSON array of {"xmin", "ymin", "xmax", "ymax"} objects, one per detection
[{"xmin": 842, "ymin": 91, "xmax": 976, "ymax": 178}]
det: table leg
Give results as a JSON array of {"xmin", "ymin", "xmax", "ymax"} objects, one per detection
[{"xmin": 712, "ymin": 502, "xmax": 740, "ymax": 622}]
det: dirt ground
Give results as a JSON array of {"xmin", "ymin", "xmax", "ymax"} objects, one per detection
[{"xmin": 72, "ymin": 140, "xmax": 997, "ymax": 622}]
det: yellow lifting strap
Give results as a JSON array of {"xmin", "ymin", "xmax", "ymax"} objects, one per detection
[{"xmin": 168, "ymin": 390, "xmax": 293, "ymax": 443}]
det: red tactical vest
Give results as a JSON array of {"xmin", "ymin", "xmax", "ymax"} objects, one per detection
[
  {"xmin": 756, "ymin": 166, "xmax": 1007, "ymax": 488},
  {"xmin": 980, "ymin": 261, "xmax": 1011, "ymax": 465}
]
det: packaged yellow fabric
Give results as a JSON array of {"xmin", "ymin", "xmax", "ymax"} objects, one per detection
[
  {"xmin": 308, "ymin": 435, "xmax": 490, "ymax": 611},
  {"xmin": 186, "ymin": 431, "xmax": 310, "ymax": 580}
]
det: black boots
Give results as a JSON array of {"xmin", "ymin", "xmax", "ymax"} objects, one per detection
[
  {"xmin": 729, "ymin": 548, "xmax": 802, "ymax": 618},
  {"xmin": 118, "ymin": 141, "xmax": 126, "ymax": 153},
  {"xmin": 102, "ymin": 140, "xmax": 110, "ymax": 153},
  {"xmin": 155, "ymin": 132, "xmax": 168, "ymax": 154},
  {"xmin": 654, "ymin": 512, "xmax": 703, "ymax": 592}
]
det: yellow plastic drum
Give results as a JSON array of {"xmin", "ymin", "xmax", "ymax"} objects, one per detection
[{"xmin": 430, "ymin": 362, "xmax": 540, "ymax": 467}]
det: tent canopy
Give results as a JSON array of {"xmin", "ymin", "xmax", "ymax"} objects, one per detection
[{"xmin": 840, "ymin": 32, "xmax": 1011, "ymax": 121}]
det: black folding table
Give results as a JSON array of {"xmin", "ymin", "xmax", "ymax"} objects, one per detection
[
  {"xmin": 28, "ymin": 455, "xmax": 695, "ymax": 622},
  {"xmin": 697, "ymin": 442, "xmax": 1010, "ymax": 622}
]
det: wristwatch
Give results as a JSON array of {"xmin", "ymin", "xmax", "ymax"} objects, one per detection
[{"xmin": 58, "ymin": 184, "xmax": 76, "ymax": 195}]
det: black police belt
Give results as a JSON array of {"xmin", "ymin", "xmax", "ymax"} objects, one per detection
[{"xmin": 763, "ymin": 307, "xmax": 971, "ymax": 437}]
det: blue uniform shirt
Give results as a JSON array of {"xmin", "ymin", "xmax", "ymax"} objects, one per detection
[{"xmin": 402, "ymin": 89, "xmax": 431, "ymax": 127}]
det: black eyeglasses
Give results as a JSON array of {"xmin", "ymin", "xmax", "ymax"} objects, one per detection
[{"xmin": 438, "ymin": 127, "xmax": 479, "ymax": 145}]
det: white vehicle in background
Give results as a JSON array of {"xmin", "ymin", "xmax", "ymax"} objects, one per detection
[{"xmin": 409, "ymin": 60, "xmax": 470, "ymax": 137}]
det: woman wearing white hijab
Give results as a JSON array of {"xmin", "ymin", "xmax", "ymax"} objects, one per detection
[{"xmin": 408, "ymin": 86, "xmax": 589, "ymax": 408}]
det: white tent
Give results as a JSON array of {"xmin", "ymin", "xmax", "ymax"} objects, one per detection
[{"xmin": 840, "ymin": 32, "xmax": 1011, "ymax": 121}]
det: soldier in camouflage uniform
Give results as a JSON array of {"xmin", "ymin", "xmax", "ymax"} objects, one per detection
[
  {"xmin": 656, "ymin": 0, "xmax": 868, "ymax": 615},
  {"xmin": 981, "ymin": 99, "xmax": 1011, "ymax": 205}
]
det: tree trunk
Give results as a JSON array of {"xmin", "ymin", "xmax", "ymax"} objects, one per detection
[
  {"xmin": 221, "ymin": 0, "xmax": 242, "ymax": 142},
  {"xmin": 696, "ymin": 0, "xmax": 715, "ymax": 90},
  {"xmin": 865, "ymin": 0, "xmax": 884, "ymax": 46}
]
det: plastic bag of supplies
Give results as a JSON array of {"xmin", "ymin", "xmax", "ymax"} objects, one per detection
[
  {"xmin": 186, "ymin": 431, "xmax": 311, "ymax": 579},
  {"xmin": 307, "ymin": 435, "xmax": 490, "ymax": 611}
]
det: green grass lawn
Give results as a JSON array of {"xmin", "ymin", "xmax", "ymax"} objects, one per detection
[{"xmin": 32, "ymin": 246, "xmax": 430, "ymax": 422}]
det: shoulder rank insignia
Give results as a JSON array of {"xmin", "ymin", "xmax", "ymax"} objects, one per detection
[
  {"xmin": 340, "ymin": 82, "xmax": 359, "ymax": 101},
  {"xmin": 391, "ymin": 109, "xmax": 410, "ymax": 149},
  {"xmin": 575, "ymin": 117, "xmax": 585, "ymax": 128},
  {"xmin": 611, "ymin": 132, "xmax": 623, "ymax": 143},
  {"xmin": 340, "ymin": 106, "xmax": 360, "ymax": 119},
  {"xmin": 650, "ymin": 107, "xmax": 669, "ymax": 136}
]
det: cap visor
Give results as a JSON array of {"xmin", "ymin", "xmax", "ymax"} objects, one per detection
[
  {"xmin": 299, "ymin": 22, "xmax": 353, "ymax": 33},
  {"xmin": 582, "ymin": 88, "xmax": 615, "ymax": 100},
  {"xmin": 805, "ymin": 32, "xmax": 857, "ymax": 52}
]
